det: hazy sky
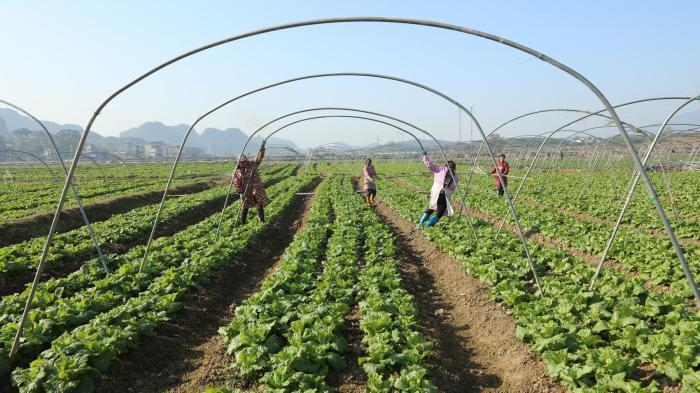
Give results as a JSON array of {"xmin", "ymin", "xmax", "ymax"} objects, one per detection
[{"xmin": 2, "ymin": 1, "xmax": 699, "ymax": 148}]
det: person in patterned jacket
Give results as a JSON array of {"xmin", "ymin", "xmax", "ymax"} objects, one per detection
[{"xmin": 234, "ymin": 142, "xmax": 268, "ymax": 224}]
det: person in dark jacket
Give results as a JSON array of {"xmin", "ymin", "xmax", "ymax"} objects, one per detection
[{"xmin": 363, "ymin": 158, "xmax": 378, "ymax": 205}]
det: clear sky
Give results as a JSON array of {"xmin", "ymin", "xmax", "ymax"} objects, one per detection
[{"xmin": 1, "ymin": 1, "xmax": 699, "ymax": 148}]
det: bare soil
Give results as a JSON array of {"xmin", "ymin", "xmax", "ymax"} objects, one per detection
[
  {"xmin": 374, "ymin": 200, "xmax": 564, "ymax": 393},
  {"xmin": 95, "ymin": 182, "xmax": 317, "ymax": 393},
  {"xmin": 327, "ymin": 306, "xmax": 367, "ymax": 393}
]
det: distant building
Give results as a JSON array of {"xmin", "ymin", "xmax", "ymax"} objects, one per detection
[
  {"xmin": 145, "ymin": 141, "xmax": 203, "ymax": 159},
  {"xmin": 145, "ymin": 141, "xmax": 167, "ymax": 159}
]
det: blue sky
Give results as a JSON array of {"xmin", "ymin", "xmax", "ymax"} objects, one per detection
[{"xmin": 1, "ymin": 1, "xmax": 698, "ymax": 148}]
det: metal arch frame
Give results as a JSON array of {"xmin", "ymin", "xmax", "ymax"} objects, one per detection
[
  {"xmin": 458, "ymin": 99, "xmax": 700, "ymax": 304},
  {"xmin": 114, "ymin": 152, "xmax": 150, "ymax": 164},
  {"xmin": 13, "ymin": 17, "xmax": 685, "ymax": 357},
  {"xmin": 84, "ymin": 151, "xmax": 134, "ymax": 177},
  {"xmin": 0, "ymin": 149, "xmax": 58, "ymax": 177},
  {"xmin": 135, "ymin": 68, "xmax": 537, "ymax": 275},
  {"xmin": 464, "ymin": 103, "xmax": 685, "ymax": 206},
  {"xmin": 465, "ymin": 101, "xmax": 696, "ymax": 173},
  {"xmin": 464, "ymin": 99, "xmax": 694, "ymax": 196},
  {"xmin": 365, "ymin": 142, "xmax": 421, "ymax": 161},
  {"xmin": 40, "ymin": 151, "xmax": 112, "ymax": 185},
  {"xmin": 140, "ymin": 105, "xmax": 484, "ymax": 272},
  {"xmin": 210, "ymin": 107, "xmax": 479, "ymax": 247},
  {"xmin": 265, "ymin": 144, "xmax": 302, "ymax": 160},
  {"xmin": 308, "ymin": 143, "xmax": 356, "ymax": 159},
  {"xmin": 589, "ymin": 95, "xmax": 700, "ymax": 298},
  {"xmin": 473, "ymin": 102, "xmax": 700, "ymax": 302},
  {"xmin": 461, "ymin": 108, "xmax": 639, "ymax": 216},
  {"xmin": 0, "ymin": 101, "xmax": 108, "ymax": 281},
  {"xmin": 0, "ymin": 151, "xmax": 33, "ymax": 169},
  {"xmin": 0, "ymin": 152, "xmax": 37, "ymax": 182},
  {"xmin": 491, "ymin": 127, "xmax": 637, "ymax": 237},
  {"xmin": 306, "ymin": 144, "xmax": 354, "ymax": 161},
  {"xmin": 247, "ymin": 114, "xmax": 481, "ymax": 235}
]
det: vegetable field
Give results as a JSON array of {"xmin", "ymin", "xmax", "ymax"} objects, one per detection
[
  {"xmin": 1, "ymin": 12, "xmax": 699, "ymax": 393},
  {"xmin": 0, "ymin": 157, "xmax": 698, "ymax": 393}
]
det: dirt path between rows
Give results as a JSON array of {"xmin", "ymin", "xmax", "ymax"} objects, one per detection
[
  {"xmin": 374, "ymin": 201, "xmax": 564, "ymax": 393},
  {"xmin": 96, "ymin": 182, "xmax": 318, "ymax": 393},
  {"xmin": 389, "ymin": 178, "xmax": 679, "ymax": 295}
]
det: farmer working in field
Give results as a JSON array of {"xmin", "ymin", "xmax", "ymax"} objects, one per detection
[
  {"xmin": 363, "ymin": 158, "xmax": 378, "ymax": 206},
  {"xmin": 234, "ymin": 141, "xmax": 267, "ymax": 224},
  {"xmin": 417, "ymin": 151, "xmax": 458, "ymax": 228},
  {"xmin": 491, "ymin": 153, "xmax": 509, "ymax": 198}
]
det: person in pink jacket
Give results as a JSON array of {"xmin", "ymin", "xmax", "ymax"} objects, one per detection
[{"xmin": 417, "ymin": 152, "xmax": 458, "ymax": 228}]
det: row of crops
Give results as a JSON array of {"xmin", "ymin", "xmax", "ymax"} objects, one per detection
[
  {"xmin": 381, "ymin": 167, "xmax": 700, "ymax": 300},
  {"xmin": 1, "ymin": 168, "xmax": 312, "ymax": 391},
  {"xmin": 0, "ymin": 161, "xmax": 284, "ymax": 221},
  {"xmin": 0, "ymin": 164, "xmax": 297, "ymax": 284},
  {"xmin": 375, "ymin": 178, "xmax": 700, "ymax": 391},
  {"xmin": 216, "ymin": 176, "xmax": 435, "ymax": 391},
  {"xmin": 2, "ymin": 158, "xmax": 699, "ymax": 392},
  {"xmin": 321, "ymin": 159, "xmax": 698, "ymax": 392},
  {"xmin": 1, "ymin": 167, "xmax": 441, "ymax": 392}
]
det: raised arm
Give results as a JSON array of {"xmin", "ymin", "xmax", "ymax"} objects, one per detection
[
  {"xmin": 422, "ymin": 154, "xmax": 441, "ymax": 173},
  {"xmin": 255, "ymin": 145, "xmax": 265, "ymax": 164}
]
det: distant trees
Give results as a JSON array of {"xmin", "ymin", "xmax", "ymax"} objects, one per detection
[{"xmin": 6, "ymin": 128, "xmax": 82, "ymax": 156}]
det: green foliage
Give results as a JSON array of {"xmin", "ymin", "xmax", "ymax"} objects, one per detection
[{"xmin": 5, "ymin": 173, "xmax": 314, "ymax": 391}]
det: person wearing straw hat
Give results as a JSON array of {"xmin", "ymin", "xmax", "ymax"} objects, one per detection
[
  {"xmin": 363, "ymin": 158, "xmax": 378, "ymax": 206},
  {"xmin": 234, "ymin": 142, "xmax": 267, "ymax": 223},
  {"xmin": 491, "ymin": 153, "xmax": 509, "ymax": 197},
  {"xmin": 417, "ymin": 151, "xmax": 458, "ymax": 228}
]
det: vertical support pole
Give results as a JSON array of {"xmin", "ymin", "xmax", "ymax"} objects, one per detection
[
  {"xmin": 589, "ymin": 96, "xmax": 700, "ymax": 307},
  {"xmin": 0, "ymin": 100, "xmax": 108, "ymax": 273}
]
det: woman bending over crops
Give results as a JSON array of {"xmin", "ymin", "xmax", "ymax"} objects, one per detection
[
  {"xmin": 491, "ymin": 153, "xmax": 509, "ymax": 198},
  {"xmin": 234, "ymin": 141, "xmax": 267, "ymax": 224},
  {"xmin": 417, "ymin": 152, "xmax": 458, "ymax": 228},
  {"xmin": 363, "ymin": 158, "xmax": 378, "ymax": 205}
]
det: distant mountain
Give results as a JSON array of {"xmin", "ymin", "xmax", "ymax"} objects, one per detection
[
  {"xmin": 0, "ymin": 107, "xmax": 299, "ymax": 155},
  {"xmin": 0, "ymin": 108, "xmax": 83, "ymax": 134},
  {"xmin": 120, "ymin": 121, "xmax": 190, "ymax": 145},
  {"xmin": 120, "ymin": 122, "xmax": 299, "ymax": 155}
]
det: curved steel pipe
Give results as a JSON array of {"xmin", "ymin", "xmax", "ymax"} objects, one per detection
[
  {"xmin": 0, "ymin": 100, "xmax": 108, "ymax": 287},
  {"xmin": 87, "ymin": 151, "xmax": 134, "ymax": 177},
  {"xmin": 492, "ymin": 120, "xmax": 644, "ymax": 238},
  {"xmin": 463, "ymin": 98, "xmax": 693, "ymax": 199},
  {"xmin": 16, "ymin": 17, "xmax": 681, "ymax": 358},
  {"xmin": 208, "ymin": 108, "xmax": 479, "ymax": 250},
  {"xmin": 0, "ymin": 149, "xmax": 58, "ymax": 177},
  {"xmin": 0, "ymin": 151, "xmax": 33, "ymax": 170},
  {"xmin": 41, "ymin": 151, "xmax": 112, "ymax": 185},
  {"xmin": 589, "ymin": 95, "xmax": 700, "ymax": 304}
]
